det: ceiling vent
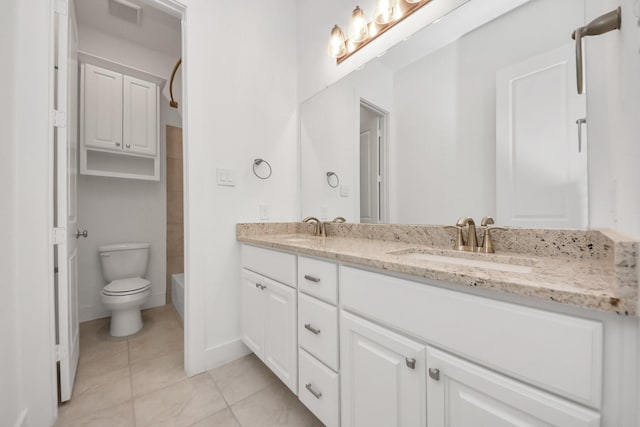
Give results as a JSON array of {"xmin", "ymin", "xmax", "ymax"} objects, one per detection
[{"xmin": 108, "ymin": 0, "xmax": 142, "ymax": 25}]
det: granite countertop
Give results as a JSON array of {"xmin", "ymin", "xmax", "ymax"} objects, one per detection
[{"xmin": 237, "ymin": 223, "xmax": 639, "ymax": 316}]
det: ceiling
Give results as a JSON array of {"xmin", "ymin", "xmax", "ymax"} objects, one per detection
[{"xmin": 75, "ymin": 0, "xmax": 181, "ymax": 57}]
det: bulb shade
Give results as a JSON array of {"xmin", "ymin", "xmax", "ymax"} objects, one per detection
[
  {"xmin": 348, "ymin": 6, "xmax": 369, "ymax": 43},
  {"xmin": 375, "ymin": 0, "xmax": 396, "ymax": 24},
  {"xmin": 327, "ymin": 25, "xmax": 347, "ymax": 59}
]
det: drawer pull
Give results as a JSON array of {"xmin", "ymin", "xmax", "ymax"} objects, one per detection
[
  {"xmin": 428, "ymin": 367, "xmax": 440, "ymax": 381},
  {"xmin": 305, "ymin": 383, "xmax": 323, "ymax": 399},
  {"xmin": 255, "ymin": 283, "xmax": 266, "ymax": 290},
  {"xmin": 406, "ymin": 357, "xmax": 416, "ymax": 370},
  {"xmin": 304, "ymin": 323, "xmax": 321, "ymax": 335},
  {"xmin": 304, "ymin": 275, "xmax": 321, "ymax": 283}
]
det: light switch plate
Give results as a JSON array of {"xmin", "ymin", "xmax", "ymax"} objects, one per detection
[
  {"xmin": 259, "ymin": 204, "xmax": 270, "ymax": 220},
  {"xmin": 320, "ymin": 206, "xmax": 328, "ymax": 220},
  {"xmin": 216, "ymin": 168, "xmax": 236, "ymax": 186},
  {"xmin": 340, "ymin": 185, "xmax": 350, "ymax": 197}
]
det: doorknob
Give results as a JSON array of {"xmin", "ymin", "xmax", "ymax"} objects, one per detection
[{"xmin": 74, "ymin": 229, "xmax": 88, "ymax": 239}]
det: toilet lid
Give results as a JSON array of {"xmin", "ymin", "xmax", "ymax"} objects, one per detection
[{"xmin": 104, "ymin": 277, "xmax": 151, "ymax": 295}]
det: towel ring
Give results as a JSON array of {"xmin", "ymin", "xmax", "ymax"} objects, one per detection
[
  {"xmin": 326, "ymin": 171, "xmax": 339, "ymax": 188},
  {"xmin": 253, "ymin": 159, "xmax": 272, "ymax": 180}
]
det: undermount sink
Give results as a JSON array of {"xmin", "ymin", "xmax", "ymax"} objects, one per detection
[{"xmin": 387, "ymin": 248, "xmax": 534, "ymax": 274}]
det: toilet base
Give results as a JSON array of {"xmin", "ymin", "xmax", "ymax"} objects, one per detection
[{"xmin": 110, "ymin": 308, "xmax": 144, "ymax": 337}]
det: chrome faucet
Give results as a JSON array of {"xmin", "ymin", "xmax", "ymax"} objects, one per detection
[{"xmin": 303, "ymin": 216, "xmax": 326, "ymax": 237}]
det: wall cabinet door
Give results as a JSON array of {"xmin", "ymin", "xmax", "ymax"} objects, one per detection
[
  {"xmin": 83, "ymin": 64, "xmax": 123, "ymax": 152},
  {"xmin": 340, "ymin": 311, "xmax": 426, "ymax": 427},
  {"xmin": 264, "ymin": 278, "xmax": 298, "ymax": 393},
  {"xmin": 426, "ymin": 346, "xmax": 600, "ymax": 427},
  {"xmin": 241, "ymin": 269, "xmax": 266, "ymax": 359},
  {"xmin": 123, "ymin": 75, "xmax": 158, "ymax": 156}
]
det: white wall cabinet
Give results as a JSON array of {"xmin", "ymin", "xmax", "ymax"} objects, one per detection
[
  {"xmin": 241, "ymin": 268, "xmax": 297, "ymax": 393},
  {"xmin": 81, "ymin": 63, "xmax": 159, "ymax": 180},
  {"xmin": 426, "ymin": 346, "xmax": 600, "ymax": 427},
  {"xmin": 340, "ymin": 311, "xmax": 426, "ymax": 427}
]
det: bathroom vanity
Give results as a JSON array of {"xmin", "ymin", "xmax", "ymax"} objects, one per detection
[{"xmin": 237, "ymin": 223, "xmax": 638, "ymax": 427}]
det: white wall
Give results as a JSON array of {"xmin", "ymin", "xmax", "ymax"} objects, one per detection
[
  {"xmin": 182, "ymin": 0, "xmax": 299, "ymax": 374},
  {"xmin": 76, "ymin": 26, "xmax": 182, "ymax": 321},
  {"xmin": 0, "ymin": 2, "xmax": 23, "ymax": 426}
]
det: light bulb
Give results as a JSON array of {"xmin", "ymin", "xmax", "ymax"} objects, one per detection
[
  {"xmin": 327, "ymin": 25, "xmax": 347, "ymax": 59},
  {"xmin": 348, "ymin": 6, "xmax": 369, "ymax": 43},
  {"xmin": 405, "ymin": 0, "xmax": 422, "ymax": 3},
  {"xmin": 374, "ymin": 0, "xmax": 395, "ymax": 24}
]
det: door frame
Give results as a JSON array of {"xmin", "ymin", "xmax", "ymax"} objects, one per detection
[
  {"xmin": 46, "ymin": 0, "xmax": 190, "ymax": 421},
  {"xmin": 358, "ymin": 99, "xmax": 389, "ymax": 224}
]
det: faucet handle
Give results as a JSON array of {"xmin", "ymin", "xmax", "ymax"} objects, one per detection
[
  {"xmin": 445, "ymin": 225, "xmax": 466, "ymax": 250},
  {"xmin": 479, "ymin": 225, "xmax": 507, "ymax": 253},
  {"xmin": 480, "ymin": 216, "xmax": 494, "ymax": 227}
]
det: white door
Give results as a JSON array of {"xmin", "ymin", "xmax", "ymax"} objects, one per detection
[
  {"xmin": 426, "ymin": 347, "xmax": 600, "ymax": 427},
  {"xmin": 123, "ymin": 75, "xmax": 158, "ymax": 156},
  {"xmin": 360, "ymin": 106, "xmax": 381, "ymax": 223},
  {"xmin": 340, "ymin": 311, "xmax": 426, "ymax": 427},
  {"xmin": 496, "ymin": 44, "xmax": 588, "ymax": 228},
  {"xmin": 241, "ymin": 269, "xmax": 266, "ymax": 359},
  {"xmin": 82, "ymin": 63, "xmax": 123, "ymax": 152},
  {"xmin": 264, "ymin": 278, "xmax": 298, "ymax": 393},
  {"xmin": 54, "ymin": 0, "xmax": 80, "ymax": 402}
]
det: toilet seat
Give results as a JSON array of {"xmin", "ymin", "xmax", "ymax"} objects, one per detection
[{"xmin": 103, "ymin": 277, "xmax": 151, "ymax": 296}]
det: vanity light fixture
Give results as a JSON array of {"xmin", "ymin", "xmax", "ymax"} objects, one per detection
[{"xmin": 329, "ymin": 0, "xmax": 433, "ymax": 64}]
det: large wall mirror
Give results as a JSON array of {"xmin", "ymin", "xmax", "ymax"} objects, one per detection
[{"xmin": 300, "ymin": 0, "xmax": 590, "ymax": 228}]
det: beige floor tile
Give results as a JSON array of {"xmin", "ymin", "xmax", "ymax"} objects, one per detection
[
  {"xmin": 189, "ymin": 407, "xmax": 240, "ymax": 427},
  {"xmin": 131, "ymin": 348, "xmax": 187, "ymax": 397},
  {"xmin": 140, "ymin": 305, "xmax": 181, "ymax": 326},
  {"xmin": 209, "ymin": 353, "xmax": 277, "ymax": 405},
  {"xmin": 56, "ymin": 401, "xmax": 135, "ymax": 427},
  {"xmin": 231, "ymin": 381, "xmax": 322, "ymax": 427},
  {"xmin": 134, "ymin": 373, "xmax": 227, "ymax": 427},
  {"xmin": 128, "ymin": 322, "xmax": 183, "ymax": 364},
  {"xmin": 61, "ymin": 366, "xmax": 132, "ymax": 419}
]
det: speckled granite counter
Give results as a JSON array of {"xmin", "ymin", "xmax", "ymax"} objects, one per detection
[{"xmin": 237, "ymin": 223, "xmax": 639, "ymax": 316}]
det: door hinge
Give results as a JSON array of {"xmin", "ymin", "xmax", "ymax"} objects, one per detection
[
  {"xmin": 53, "ymin": 110, "xmax": 67, "ymax": 128},
  {"xmin": 55, "ymin": 344, "xmax": 68, "ymax": 362},
  {"xmin": 54, "ymin": 0, "xmax": 68, "ymax": 16},
  {"xmin": 377, "ymin": 175, "xmax": 383, "ymax": 183},
  {"xmin": 53, "ymin": 227, "xmax": 66, "ymax": 244}
]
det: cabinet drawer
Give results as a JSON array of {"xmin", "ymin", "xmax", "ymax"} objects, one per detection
[
  {"xmin": 242, "ymin": 244, "xmax": 296, "ymax": 287},
  {"xmin": 299, "ymin": 348, "xmax": 340, "ymax": 427},
  {"xmin": 298, "ymin": 293, "xmax": 339, "ymax": 371},
  {"xmin": 340, "ymin": 266, "xmax": 603, "ymax": 409},
  {"xmin": 298, "ymin": 256, "xmax": 338, "ymax": 303}
]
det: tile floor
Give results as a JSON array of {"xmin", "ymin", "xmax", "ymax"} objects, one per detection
[{"xmin": 56, "ymin": 305, "xmax": 322, "ymax": 427}]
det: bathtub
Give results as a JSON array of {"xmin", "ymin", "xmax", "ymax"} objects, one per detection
[{"xmin": 171, "ymin": 273, "xmax": 185, "ymax": 322}]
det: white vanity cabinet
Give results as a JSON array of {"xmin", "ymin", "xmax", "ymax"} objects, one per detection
[
  {"xmin": 340, "ymin": 311, "xmax": 426, "ymax": 427},
  {"xmin": 426, "ymin": 346, "xmax": 600, "ymax": 427},
  {"xmin": 80, "ymin": 63, "xmax": 159, "ymax": 180},
  {"xmin": 241, "ymin": 246, "xmax": 297, "ymax": 393}
]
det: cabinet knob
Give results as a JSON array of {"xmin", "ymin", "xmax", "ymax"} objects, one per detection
[
  {"xmin": 115, "ymin": 142, "xmax": 121, "ymax": 147},
  {"xmin": 428, "ymin": 367, "xmax": 440, "ymax": 381},
  {"xmin": 405, "ymin": 357, "xmax": 416, "ymax": 369},
  {"xmin": 126, "ymin": 144, "xmax": 131, "ymax": 148},
  {"xmin": 74, "ymin": 229, "xmax": 88, "ymax": 239},
  {"xmin": 255, "ymin": 283, "xmax": 266, "ymax": 290}
]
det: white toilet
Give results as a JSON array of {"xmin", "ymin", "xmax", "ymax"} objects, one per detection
[{"xmin": 99, "ymin": 242, "xmax": 152, "ymax": 337}]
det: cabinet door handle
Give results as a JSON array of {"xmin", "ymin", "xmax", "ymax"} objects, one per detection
[
  {"xmin": 115, "ymin": 141, "xmax": 121, "ymax": 147},
  {"xmin": 304, "ymin": 323, "xmax": 321, "ymax": 335},
  {"xmin": 255, "ymin": 283, "xmax": 266, "ymax": 290},
  {"xmin": 428, "ymin": 367, "xmax": 440, "ymax": 381},
  {"xmin": 305, "ymin": 383, "xmax": 322, "ymax": 399},
  {"xmin": 405, "ymin": 357, "xmax": 416, "ymax": 369},
  {"xmin": 304, "ymin": 275, "xmax": 320, "ymax": 283}
]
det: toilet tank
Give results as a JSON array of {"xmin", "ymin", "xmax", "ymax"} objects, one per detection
[{"xmin": 99, "ymin": 243, "xmax": 150, "ymax": 282}]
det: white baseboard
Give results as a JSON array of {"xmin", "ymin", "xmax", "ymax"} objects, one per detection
[
  {"xmin": 201, "ymin": 338, "xmax": 251, "ymax": 372},
  {"xmin": 14, "ymin": 409, "xmax": 27, "ymax": 427},
  {"xmin": 79, "ymin": 292, "xmax": 166, "ymax": 322}
]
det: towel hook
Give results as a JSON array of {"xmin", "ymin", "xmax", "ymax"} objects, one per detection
[{"xmin": 253, "ymin": 158, "xmax": 272, "ymax": 180}]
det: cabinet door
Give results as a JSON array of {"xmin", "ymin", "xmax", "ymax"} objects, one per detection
[
  {"xmin": 426, "ymin": 347, "xmax": 600, "ymax": 427},
  {"xmin": 241, "ymin": 269, "xmax": 266, "ymax": 359},
  {"xmin": 264, "ymin": 278, "xmax": 298, "ymax": 393},
  {"xmin": 340, "ymin": 311, "xmax": 426, "ymax": 427},
  {"xmin": 123, "ymin": 75, "xmax": 157, "ymax": 156},
  {"xmin": 83, "ymin": 64, "xmax": 122, "ymax": 152}
]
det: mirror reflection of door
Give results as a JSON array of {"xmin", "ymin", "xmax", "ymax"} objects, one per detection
[{"xmin": 360, "ymin": 103, "xmax": 385, "ymax": 223}]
